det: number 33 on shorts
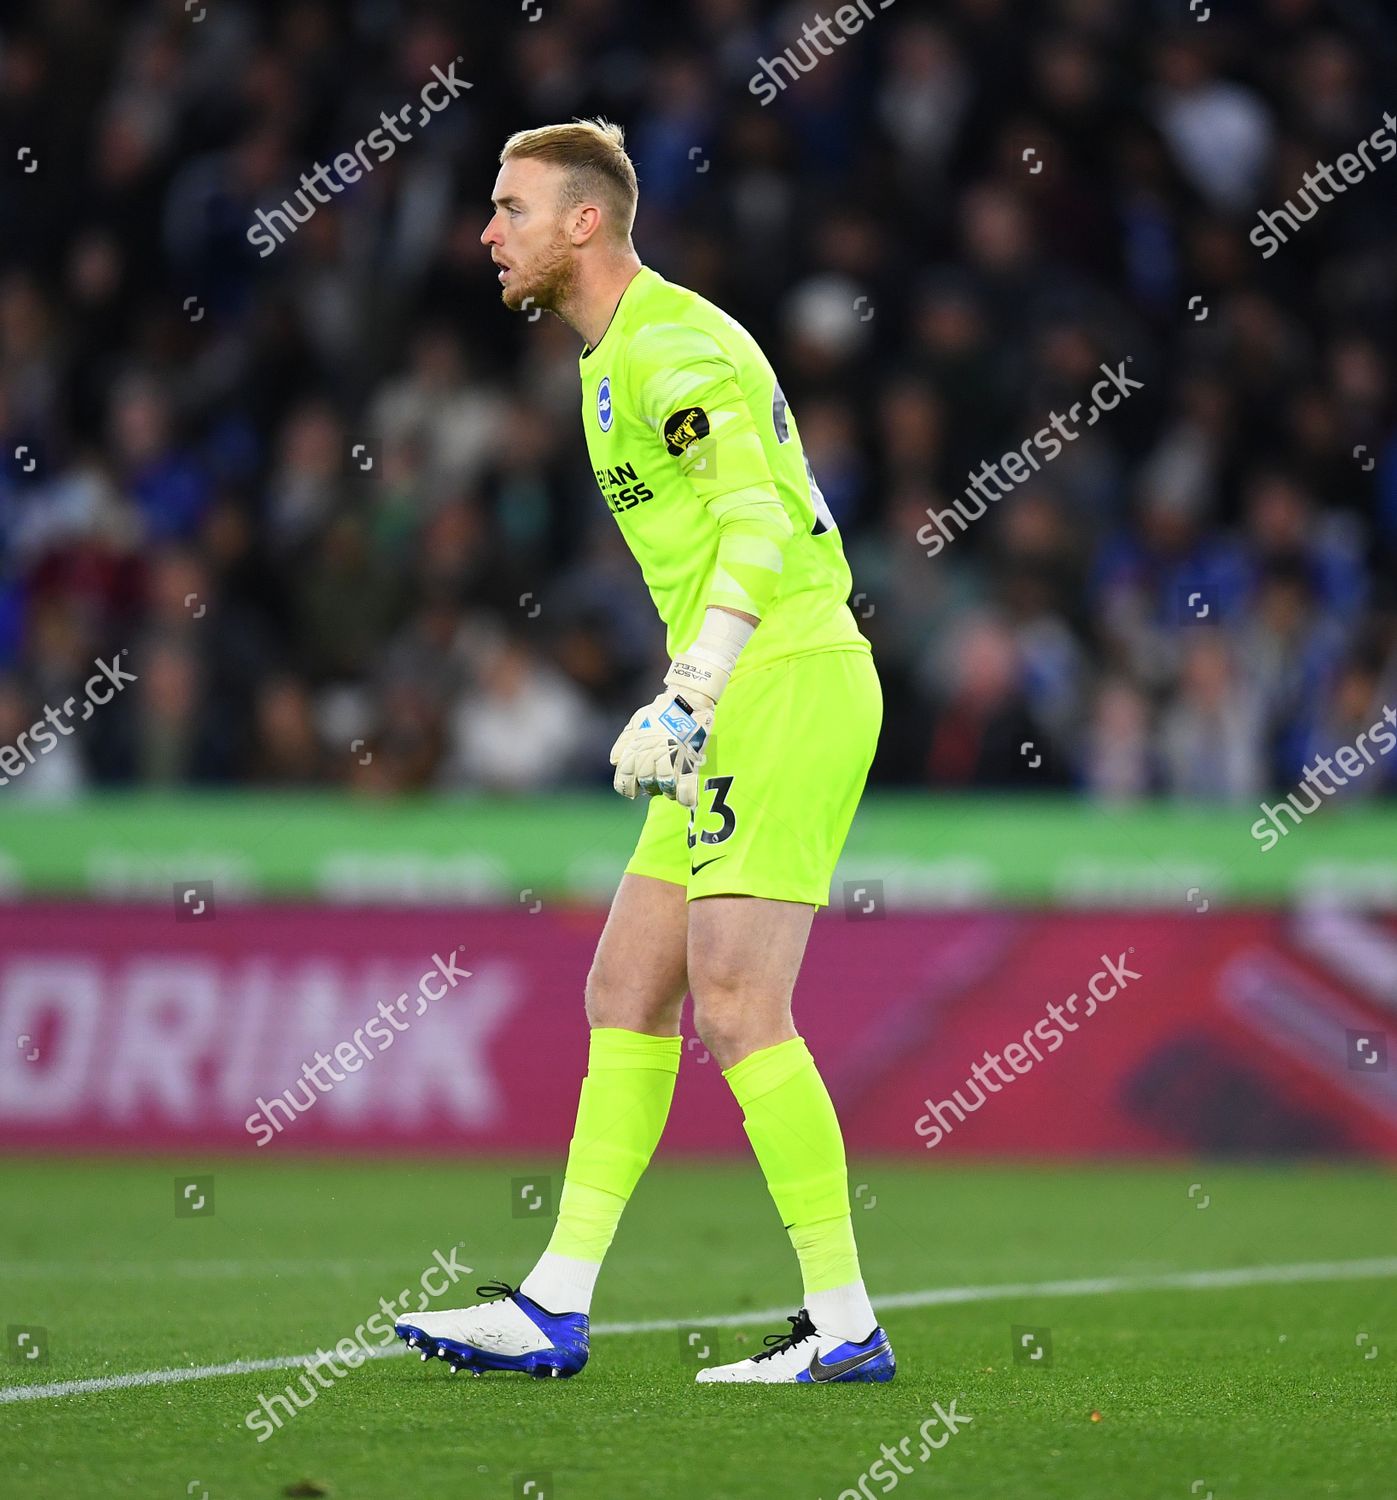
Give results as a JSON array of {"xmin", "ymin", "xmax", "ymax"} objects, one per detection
[
  {"xmin": 687, "ymin": 775, "xmax": 736, "ymax": 861},
  {"xmin": 623, "ymin": 649, "xmax": 883, "ymax": 907}
]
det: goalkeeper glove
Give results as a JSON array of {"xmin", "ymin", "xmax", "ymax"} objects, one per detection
[
  {"xmin": 610, "ymin": 688, "xmax": 714, "ymax": 807},
  {"xmin": 610, "ymin": 608, "xmax": 755, "ymax": 808}
]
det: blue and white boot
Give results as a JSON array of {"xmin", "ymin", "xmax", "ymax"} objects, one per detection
[
  {"xmin": 695, "ymin": 1308, "xmax": 895, "ymax": 1383},
  {"xmin": 396, "ymin": 1280, "xmax": 589, "ymax": 1379}
]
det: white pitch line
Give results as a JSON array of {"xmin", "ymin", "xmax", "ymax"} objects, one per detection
[
  {"xmin": 0, "ymin": 1258, "xmax": 434, "ymax": 1281},
  {"xmin": 0, "ymin": 1344, "xmax": 409, "ymax": 1405},
  {"xmin": 589, "ymin": 1255, "xmax": 1397, "ymax": 1334},
  {"xmin": 3, "ymin": 1255, "xmax": 1394, "ymax": 1406}
]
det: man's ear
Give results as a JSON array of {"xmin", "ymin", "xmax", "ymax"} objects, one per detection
[{"xmin": 569, "ymin": 203, "xmax": 604, "ymax": 246}]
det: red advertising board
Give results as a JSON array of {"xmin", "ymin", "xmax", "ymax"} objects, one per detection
[{"xmin": 0, "ymin": 903, "xmax": 1393, "ymax": 1156}]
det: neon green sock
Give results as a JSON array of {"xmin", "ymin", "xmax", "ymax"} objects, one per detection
[
  {"xmin": 789, "ymin": 1215, "xmax": 862, "ymax": 1293},
  {"xmin": 544, "ymin": 1027, "xmax": 681, "ymax": 1263},
  {"xmin": 723, "ymin": 1036, "xmax": 861, "ymax": 1294}
]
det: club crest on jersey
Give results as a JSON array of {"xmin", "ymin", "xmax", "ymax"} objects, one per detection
[
  {"xmin": 664, "ymin": 405, "xmax": 710, "ymax": 455},
  {"xmin": 597, "ymin": 376, "xmax": 614, "ymax": 432}
]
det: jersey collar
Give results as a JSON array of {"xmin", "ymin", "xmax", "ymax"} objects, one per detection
[{"xmin": 581, "ymin": 265, "xmax": 654, "ymax": 362}]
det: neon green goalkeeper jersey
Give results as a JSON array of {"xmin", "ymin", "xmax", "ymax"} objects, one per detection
[{"xmin": 578, "ymin": 266, "xmax": 869, "ymax": 679}]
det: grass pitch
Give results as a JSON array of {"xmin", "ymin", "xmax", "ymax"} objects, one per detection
[{"xmin": 1, "ymin": 1159, "xmax": 1392, "ymax": 1499}]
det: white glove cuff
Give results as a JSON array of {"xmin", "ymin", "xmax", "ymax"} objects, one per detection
[{"xmin": 664, "ymin": 607, "xmax": 756, "ymax": 704}]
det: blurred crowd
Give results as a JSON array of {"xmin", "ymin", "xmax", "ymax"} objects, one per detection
[{"xmin": 1, "ymin": 0, "xmax": 1396, "ymax": 801}]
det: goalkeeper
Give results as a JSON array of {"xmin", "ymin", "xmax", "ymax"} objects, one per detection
[{"xmin": 397, "ymin": 118, "xmax": 890, "ymax": 1386}]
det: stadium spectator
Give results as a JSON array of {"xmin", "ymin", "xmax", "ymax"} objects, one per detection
[{"xmin": 0, "ymin": 0, "xmax": 1393, "ymax": 805}]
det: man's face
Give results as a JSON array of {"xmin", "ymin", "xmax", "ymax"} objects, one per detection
[{"xmin": 481, "ymin": 157, "xmax": 576, "ymax": 315}]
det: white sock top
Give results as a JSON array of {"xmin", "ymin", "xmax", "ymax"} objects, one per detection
[
  {"xmin": 805, "ymin": 1279, "xmax": 878, "ymax": 1345},
  {"xmin": 519, "ymin": 1251, "xmax": 603, "ymax": 1316}
]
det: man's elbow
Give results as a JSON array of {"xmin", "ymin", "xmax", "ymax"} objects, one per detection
[{"xmin": 717, "ymin": 490, "xmax": 794, "ymax": 539}]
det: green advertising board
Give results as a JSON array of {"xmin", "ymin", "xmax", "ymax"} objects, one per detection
[{"xmin": 1, "ymin": 793, "xmax": 1394, "ymax": 907}]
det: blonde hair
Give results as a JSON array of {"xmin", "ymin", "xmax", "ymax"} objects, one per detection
[{"xmin": 500, "ymin": 117, "xmax": 638, "ymax": 242}]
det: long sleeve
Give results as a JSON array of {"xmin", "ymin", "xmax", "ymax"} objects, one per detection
[{"xmin": 630, "ymin": 322, "xmax": 795, "ymax": 621}]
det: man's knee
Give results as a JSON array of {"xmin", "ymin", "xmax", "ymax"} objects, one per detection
[
  {"xmin": 690, "ymin": 992, "xmax": 745, "ymax": 1063},
  {"xmin": 583, "ymin": 962, "xmax": 627, "ymax": 1026},
  {"xmin": 584, "ymin": 961, "xmax": 682, "ymax": 1032},
  {"xmin": 690, "ymin": 968, "xmax": 793, "ymax": 1067}
]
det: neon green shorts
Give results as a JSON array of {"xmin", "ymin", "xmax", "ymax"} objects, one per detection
[{"xmin": 624, "ymin": 646, "xmax": 882, "ymax": 908}]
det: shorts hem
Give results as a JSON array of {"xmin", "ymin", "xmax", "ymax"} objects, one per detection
[
  {"xmin": 686, "ymin": 878, "xmax": 828, "ymax": 909},
  {"xmin": 621, "ymin": 859, "xmax": 688, "ymax": 890},
  {"xmin": 623, "ymin": 857, "xmax": 829, "ymax": 908}
]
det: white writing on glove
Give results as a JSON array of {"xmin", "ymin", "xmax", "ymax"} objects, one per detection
[{"xmin": 609, "ymin": 689, "xmax": 715, "ymax": 807}]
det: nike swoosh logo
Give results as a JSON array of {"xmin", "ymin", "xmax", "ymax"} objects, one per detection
[
  {"xmin": 807, "ymin": 1343, "xmax": 888, "ymax": 1382},
  {"xmin": 690, "ymin": 856, "xmax": 726, "ymax": 876}
]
